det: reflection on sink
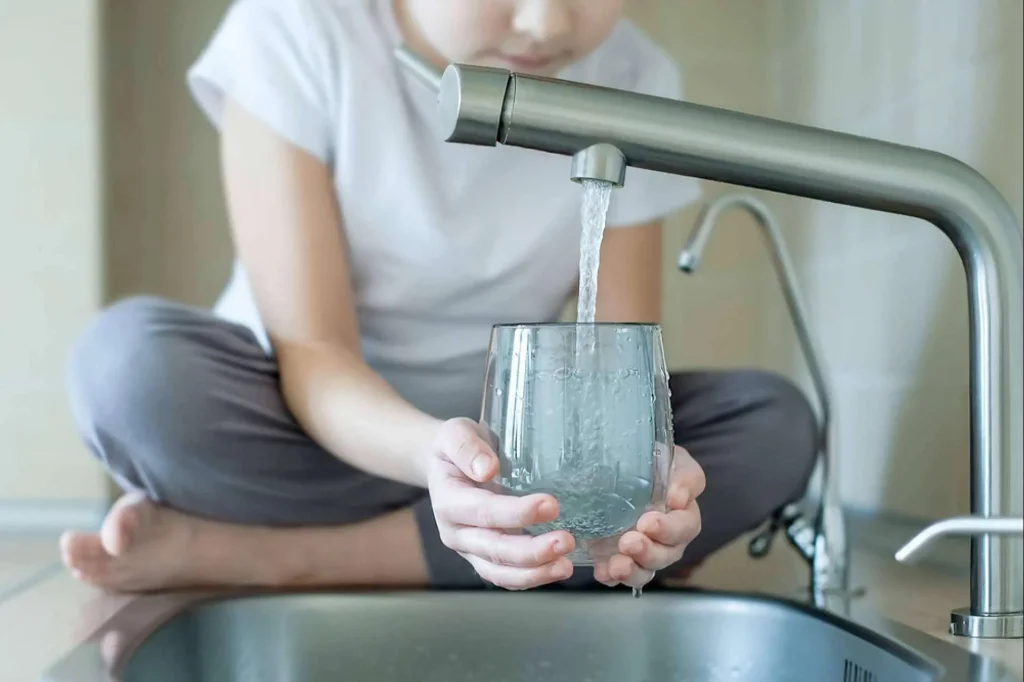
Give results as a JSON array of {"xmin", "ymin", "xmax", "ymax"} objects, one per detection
[{"xmin": 42, "ymin": 590, "xmax": 1020, "ymax": 682}]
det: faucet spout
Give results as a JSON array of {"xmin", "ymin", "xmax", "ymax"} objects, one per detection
[
  {"xmin": 571, "ymin": 143, "xmax": 627, "ymax": 187},
  {"xmin": 432, "ymin": 62, "xmax": 1023, "ymax": 639}
]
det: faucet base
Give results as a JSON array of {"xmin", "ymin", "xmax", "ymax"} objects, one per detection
[{"xmin": 950, "ymin": 608, "xmax": 1023, "ymax": 638}]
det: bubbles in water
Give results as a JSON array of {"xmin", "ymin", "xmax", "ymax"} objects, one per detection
[{"xmin": 526, "ymin": 464, "xmax": 649, "ymax": 541}]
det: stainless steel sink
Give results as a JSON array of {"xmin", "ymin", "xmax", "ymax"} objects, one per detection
[{"xmin": 41, "ymin": 589, "xmax": 1020, "ymax": 681}]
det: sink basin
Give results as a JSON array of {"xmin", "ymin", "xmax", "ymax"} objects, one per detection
[{"xmin": 42, "ymin": 589, "xmax": 1019, "ymax": 682}]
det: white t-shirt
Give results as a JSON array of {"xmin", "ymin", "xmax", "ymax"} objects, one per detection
[{"xmin": 187, "ymin": 0, "xmax": 702, "ymax": 421}]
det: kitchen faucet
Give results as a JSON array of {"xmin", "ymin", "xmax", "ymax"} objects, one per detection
[
  {"xmin": 677, "ymin": 193, "xmax": 850, "ymax": 606},
  {"xmin": 395, "ymin": 47, "xmax": 1023, "ymax": 639}
]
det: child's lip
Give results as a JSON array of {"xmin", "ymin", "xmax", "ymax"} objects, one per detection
[{"xmin": 497, "ymin": 52, "xmax": 562, "ymax": 70}]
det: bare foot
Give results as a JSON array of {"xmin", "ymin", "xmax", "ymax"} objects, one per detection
[
  {"xmin": 60, "ymin": 492, "xmax": 196, "ymax": 592},
  {"xmin": 60, "ymin": 493, "xmax": 429, "ymax": 592}
]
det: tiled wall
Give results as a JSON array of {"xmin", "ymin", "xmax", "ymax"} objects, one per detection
[
  {"xmin": 0, "ymin": 1, "xmax": 106, "ymax": 511},
  {"xmin": 632, "ymin": 0, "xmax": 1023, "ymax": 520}
]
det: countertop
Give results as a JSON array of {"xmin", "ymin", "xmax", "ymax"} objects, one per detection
[{"xmin": 1, "ymin": 517, "xmax": 1021, "ymax": 682}]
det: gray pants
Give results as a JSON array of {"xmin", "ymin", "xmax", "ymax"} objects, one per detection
[{"xmin": 67, "ymin": 297, "xmax": 818, "ymax": 588}]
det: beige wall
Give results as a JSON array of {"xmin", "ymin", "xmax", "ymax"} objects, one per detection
[
  {"xmin": 628, "ymin": 1, "xmax": 780, "ymax": 373},
  {"xmin": 104, "ymin": 0, "xmax": 234, "ymax": 306},
  {"xmin": 0, "ymin": 1, "xmax": 106, "ymax": 511}
]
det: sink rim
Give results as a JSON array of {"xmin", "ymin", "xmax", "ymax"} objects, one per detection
[{"xmin": 41, "ymin": 586, "xmax": 1022, "ymax": 682}]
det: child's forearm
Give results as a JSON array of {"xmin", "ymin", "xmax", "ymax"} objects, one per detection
[{"xmin": 276, "ymin": 341, "xmax": 442, "ymax": 488}]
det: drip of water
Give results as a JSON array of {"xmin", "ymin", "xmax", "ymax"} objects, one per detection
[
  {"xmin": 576, "ymin": 179, "xmax": 614, "ymax": 325},
  {"xmin": 632, "ymin": 586, "xmax": 642, "ymax": 599}
]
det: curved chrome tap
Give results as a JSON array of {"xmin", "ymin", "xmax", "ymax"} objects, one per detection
[
  {"xmin": 396, "ymin": 45, "xmax": 1024, "ymax": 639},
  {"xmin": 677, "ymin": 193, "xmax": 849, "ymax": 603},
  {"xmin": 678, "ymin": 194, "xmax": 832, "ymax": 441}
]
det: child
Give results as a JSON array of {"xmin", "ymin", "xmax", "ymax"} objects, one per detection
[{"xmin": 60, "ymin": 0, "xmax": 817, "ymax": 593}]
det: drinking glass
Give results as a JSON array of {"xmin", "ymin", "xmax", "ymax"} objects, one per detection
[{"xmin": 480, "ymin": 323, "xmax": 675, "ymax": 565}]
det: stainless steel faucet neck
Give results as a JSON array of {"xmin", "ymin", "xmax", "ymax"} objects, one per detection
[{"xmin": 396, "ymin": 47, "xmax": 1024, "ymax": 639}]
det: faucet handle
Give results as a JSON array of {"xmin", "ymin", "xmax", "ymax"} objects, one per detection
[
  {"xmin": 895, "ymin": 515, "xmax": 1023, "ymax": 563},
  {"xmin": 394, "ymin": 45, "xmax": 443, "ymax": 93}
]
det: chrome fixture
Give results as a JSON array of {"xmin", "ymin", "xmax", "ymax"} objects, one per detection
[
  {"xmin": 395, "ymin": 46, "xmax": 1023, "ymax": 639},
  {"xmin": 677, "ymin": 193, "xmax": 850, "ymax": 605},
  {"xmin": 896, "ymin": 514, "xmax": 1024, "ymax": 638}
]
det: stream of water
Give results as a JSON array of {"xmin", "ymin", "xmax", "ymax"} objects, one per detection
[
  {"xmin": 573, "ymin": 179, "xmax": 642, "ymax": 599},
  {"xmin": 575, "ymin": 179, "xmax": 614, "ymax": 325}
]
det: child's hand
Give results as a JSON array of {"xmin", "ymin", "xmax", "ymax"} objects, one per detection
[
  {"xmin": 594, "ymin": 445, "xmax": 705, "ymax": 590},
  {"xmin": 426, "ymin": 418, "xmax": 576, "ymax": 590}
]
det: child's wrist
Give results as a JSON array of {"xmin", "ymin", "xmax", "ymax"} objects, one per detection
[{"xmin": 410, "ymin": 415, "xmax": 445, "ymax": 485}]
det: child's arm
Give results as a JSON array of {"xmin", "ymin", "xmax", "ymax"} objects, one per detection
[
  {"xmin": 595, "ymin": 220, "xmax": 663, "ymax": 324},
  {"xmin": 219, "ymin": 97, "xmax": 441, "ymax": 488},
  {"xmin": 220, "ymin": 98, "xmax": 574, "ymax": 589}
]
